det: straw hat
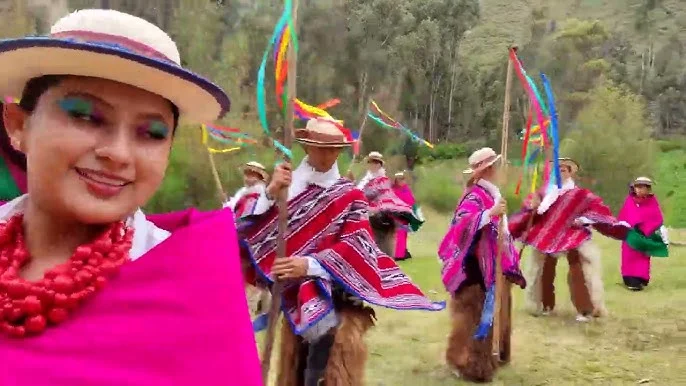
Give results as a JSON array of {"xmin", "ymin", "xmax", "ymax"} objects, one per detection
[
  {"xmin": 559, "ymin": 157, "xmax": 580, "ymax": 174},
  {"xmin": 394, "ymin": 171, "xmax": 406, "ymax": 179},
  {"xmin": 631, "ymin": 176, "xmax": 653, "ymax": 187},
  {"xmin": 241, "ymin": 161, "xmax": 269, "ymax": 181},
  {"xmin": 462, "ymin": 147, "xmax": 501, "ymax": 175},
  {"xmin": 294, "ymin": 118, "xmax": 354, "ymax": 148},
  {"xmin": 0, "ymin": 9, "xmax": 229, "ymax": 123},
  {"xmin": 365, "ymin": 151, "xmax": 384, "ymax": 165}
]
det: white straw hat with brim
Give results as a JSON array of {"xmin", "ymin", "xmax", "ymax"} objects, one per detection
[
  {"xmin": 240, "ymin": 161, "xmax": 269, "ymax": 181},
  {"xmin": 462, "ymin": 147, "xmax": 501, "ymax": 175},
  {"xmin": 0, "ymin": 9, "xmax": 230, "ymax": 123},
  {"xmin": 631, "ymin": 176, "xmax": 653, "ymax": 187},
  {"xmin": 394, "ymin": 171, "xmax": 406, "ymax": 178},
  {"xmin": 294, "ymin": 118, "xmax": 354, "ymax": 148},
  {"xmin": 558, "ymin": 157, "xmax": 580, "ymax": 174},
  {"xmin": 365, "ymin": 151, "xmax": 384, "ymax": 165}
]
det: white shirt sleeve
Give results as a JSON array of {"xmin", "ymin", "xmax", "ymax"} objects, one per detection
[
  {"xmin": 223, "ymin": 189, "xmax": 244, "ymax": 210},
  {"xmin": 478, "ymin": 209, "xmax": 492, "ymax": 229},
  {"xmin": 252, "ymin": 191, "xmax": 276, "ymax": 215},
  {"xmin": 305, "ymin": 256, "xmax": 331, "ymax": 280}
]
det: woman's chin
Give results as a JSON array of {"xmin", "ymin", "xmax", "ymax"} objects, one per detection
[{"xmin": 64, "ymin": 192, "xmax": 138, "ymax": 225}]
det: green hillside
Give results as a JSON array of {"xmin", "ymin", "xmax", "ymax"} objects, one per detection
[{"xmin": 460, "ymin": 0, "xmax": 686, "ymax": 69}]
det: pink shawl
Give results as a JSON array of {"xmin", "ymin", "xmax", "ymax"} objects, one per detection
[
  {"xmin": 1, "ymin": 207, "xmax": 262, "ymax": 386},
  {"xmin": 438, "ymin": 185, "xmax": 525, "ymax": 293},
  {"xmin": 618, "ymin": 194, "xmax": 663, "ymax": 235},
  {"xmin": 392, "ymin": 184, "xmax": 416, "ymax": 207}
]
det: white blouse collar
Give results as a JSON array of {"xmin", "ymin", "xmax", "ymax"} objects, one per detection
[{"xmin": 0, "ymin": 195, "xmax": 170, "ymax": 261}]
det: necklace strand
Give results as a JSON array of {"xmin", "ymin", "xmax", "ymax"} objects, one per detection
[{"xmin": 0, "ymin": 214, "xmax": 133, "ymax": 338}]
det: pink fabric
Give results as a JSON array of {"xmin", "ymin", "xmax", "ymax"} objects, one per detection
[
  {"xmin": 618, "ymin": 194, "xmax": 664, "ymax": 280},
  {"xmin": 392, "ymin": 184, "xmax": 415, "ymax": 206},
  {"xmin": 1, "ymin": 207, "xmax": 263, "ymax": 386},
  {"xmin": 438, "ymin": 185, "xmax": 525, "ymax": 293},
  {"xmin": 392, "ymin": 184, "xmax": 414, "ymax": 258},
  {"xmin": 394, "ymin": 227, "xmax": 408, "ymax": 258}
]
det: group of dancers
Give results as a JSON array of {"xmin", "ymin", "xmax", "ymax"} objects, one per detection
[{"xmin": 0, "ymin": 8, "xmax": 670, "ymax": 386}]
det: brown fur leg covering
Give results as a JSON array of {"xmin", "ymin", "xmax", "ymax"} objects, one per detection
[
  {"xmin": 445, "ymin": 284, "xmax": 497, "ymax": 383},
  {"xmin": 276, "ymin": 318, "xmax": 304, "ymax": 386},
  {"xmin": 323, "ymin": 306, "xmax": 376, "ymax": 386},
  {"xmin": 541, "ymin": 254, "xmax": 557, "ymax": 311},
  {"xmin": 566, "ymin": 250, "xmax": 594, "ymax": 315},
  {"xmin": 499, "ymin": 284, "xmax": 513, "ymax": 364}
]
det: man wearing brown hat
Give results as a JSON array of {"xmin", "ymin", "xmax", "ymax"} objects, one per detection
[
  {"xmin": 509, "ymin": 158, "xmax": 628, "ymax": 322},
  {"xmin": 238, "ymin": 118, "xmax": 442, "ymax": 386}
]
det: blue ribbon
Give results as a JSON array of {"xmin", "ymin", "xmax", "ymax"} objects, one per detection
[
  {"xmin": 541, "ymin": 73, "xmax": 562, "ymax": 189},
  {"xmin": 473, "ymin": 284, "xmax": 496, "ymax": 340}
]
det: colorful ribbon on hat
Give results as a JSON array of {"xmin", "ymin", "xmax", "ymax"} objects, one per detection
[
  {"xmin": 366, "ymin": 100, "xmax": 434, "ymax": 150},
  {"xmin": 3, "ymin": 97, "xmax": 19, "ymax": 104}
]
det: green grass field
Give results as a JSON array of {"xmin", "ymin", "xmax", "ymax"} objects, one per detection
[{"xmin": 360, "ymin": 209, "xmax": 686, "ymax": 385}]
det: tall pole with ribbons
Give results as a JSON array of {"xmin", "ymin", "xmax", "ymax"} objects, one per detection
[
  {"xmin": 260, "ymin": 0, "xmax": 298, "ymax": 381},
  {"xmin": 492, "ymin": 45, "xmax": 515, "ymax": 360}
]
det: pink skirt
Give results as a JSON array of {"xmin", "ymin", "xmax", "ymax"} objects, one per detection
[{"xmin": 621, "ymin": 242, "xmax": 651, "ymax": 281}]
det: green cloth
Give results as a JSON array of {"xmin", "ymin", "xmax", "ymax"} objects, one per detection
[
  {"xmin": 408, "ymin": 204, "xmax": 425, "ymax": 232},
  {"xmin": 0, "ymin": 155, "xmax": 21, "ymax": 202},
  {"xmin": 626, "ymin": 227, "xmax": 669, "ymax": 258}
]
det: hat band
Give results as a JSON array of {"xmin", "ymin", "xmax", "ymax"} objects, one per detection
[{"xmin": 51, "ymin": 30, "xmax": 173, "ymax": 63}]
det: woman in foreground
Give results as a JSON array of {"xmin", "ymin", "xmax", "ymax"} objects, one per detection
[{"xmin": 0, "ymin": 9, "xmax": 261, "ymax": 386}]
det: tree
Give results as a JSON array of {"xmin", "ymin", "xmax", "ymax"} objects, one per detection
[{"xmin": 561, "ymin": 83, "xmax": 655, "ymax": 210}]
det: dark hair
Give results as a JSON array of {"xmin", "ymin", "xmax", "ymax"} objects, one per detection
[
  {"xmin": 19, "ymin": 75, "xmax": 180, "ymax": 130},
  {"xmin": 0, "ymin": 102, "xmax": 27, "ymax": 170}
]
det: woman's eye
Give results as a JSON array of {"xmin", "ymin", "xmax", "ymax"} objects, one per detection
[
  {"xmin": 138, "ymin": 121, "xmax": 170, "ymax": 141},
  {"xmin": 58, "ymin": 97, "xmax": 103, "ymax": 124}
]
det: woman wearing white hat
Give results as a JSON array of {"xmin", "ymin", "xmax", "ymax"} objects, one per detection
[
  {"xmin": 617, "ymin": 177, "xmax": 669, "ymax": 291},
  {"xmin": 0, "ymin": 9, "xmax": 261, "ymax": 385},
  {"xmin": 353, "ymin": 151, "xmax": 422, "ymax": 255},
  {"xmin": 438, "ymin": 147, "xmax": 526, "ymax": 382},
  {"xmin": 223, "ymin": 161, "xmax": 270, "ymax": 218}
]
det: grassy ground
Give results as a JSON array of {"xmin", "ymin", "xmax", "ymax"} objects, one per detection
[{"xmin": 360, "ymin": 209, "xmax": 686, "ymax": 385}]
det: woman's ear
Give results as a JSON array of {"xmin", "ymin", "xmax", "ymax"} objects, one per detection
[{"xmin": 3, "ymin": 103, "xmax": 28, "ymax": 153}]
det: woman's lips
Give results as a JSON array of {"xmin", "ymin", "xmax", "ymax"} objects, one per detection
[{"xmin": 74, "ymin": 167, "xmax": 131, "ymax": 198}]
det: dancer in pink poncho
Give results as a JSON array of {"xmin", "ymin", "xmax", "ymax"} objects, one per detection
[
  {"xmin": 0, "ymin": 10, "xmax": 261, "ymax": 386},
  {"xmin": 438, "ymin": 148, "xmax": 525, "ymax": 382},
  {"xmin": 392, "ymin": 171, "xmax": 416, "ymax": 260},
  {"xmin": 618, "ymin": 177, "xmax": 669, "ymax": 291}
]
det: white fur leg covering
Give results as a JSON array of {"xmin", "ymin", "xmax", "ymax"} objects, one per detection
[
  {"xmin": 525, "ymin": 249, "xmax": 546, "ymax": 315},
  {"xmin": 577, "ymin": 241, "xmax": 608, "ymax": 317}
]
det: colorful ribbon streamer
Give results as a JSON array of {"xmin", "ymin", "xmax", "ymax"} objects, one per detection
[
  {"xmin": 541, "ymin": 73, "xmax": 562, "ymax": 189},
  {"xmin": 256, "ymin": 0, "xmax": 294, "ymax": 159},
  {"xmin": 367, "ymin": 106, "xmax": 434, "ymax": 149},
  {"xmin": 201, "ymin": 124, "xmax": 257, "ymax": 154}
]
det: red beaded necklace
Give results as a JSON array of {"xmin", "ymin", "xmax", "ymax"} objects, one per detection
[{"xmin": 0, "ymin": 214, "xmax": 133, "ymax": 338}]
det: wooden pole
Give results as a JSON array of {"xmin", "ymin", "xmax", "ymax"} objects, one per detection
[
  {"xmin": 492, "ymin": 46, "xmax": 515, "ymax": 359},
  {"xmin": 345, "ymin": 98, "xmax": 371, "ymax": 177},
  {"xmin": 205, "ymin": 149, "xmax": 228, "ymax": 203},
  {"xmin": 260, "ymin": 0, "xmax": 298, "ymax": 381}
]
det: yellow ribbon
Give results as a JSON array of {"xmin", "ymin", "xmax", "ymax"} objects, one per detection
[{"xmin": 201, "ymin": 124, "xmax": 243, "ymax": 154}]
